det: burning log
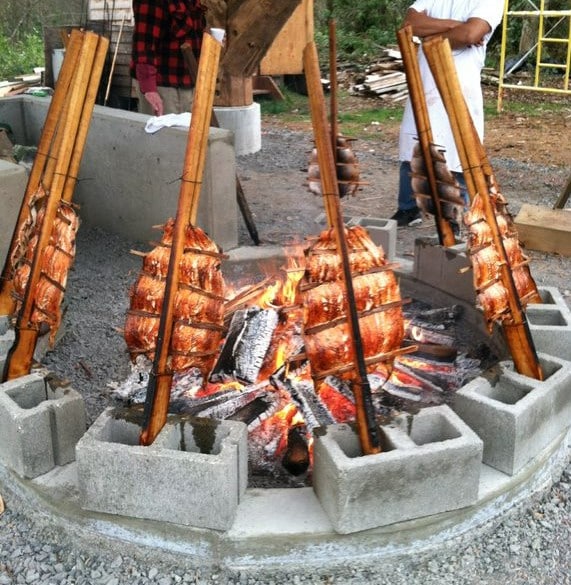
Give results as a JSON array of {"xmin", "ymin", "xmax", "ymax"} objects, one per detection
[
  {"xmin": 423, "ymin": 37, "xmax": 542, "ymax": 380},
  {"xmin": 210, "ymin": 306, "xmax": 280, "ymax": 384},
  {"xmin": 282, "ymin": 426, "xmax": 310, "ymax": 476}
]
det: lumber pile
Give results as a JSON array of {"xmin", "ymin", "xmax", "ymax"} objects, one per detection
[{"xmin": 350, "ymin": 47, "xmax": 408, "ymax": 101}]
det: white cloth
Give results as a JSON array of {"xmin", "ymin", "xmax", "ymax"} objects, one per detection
[
  {"xmin": 398, "ymin": 0, "xmax": 504, "ymax": 171},
  {"xmin": 144, "ymin": 112, "xmax": 192, "ymax": 134}
]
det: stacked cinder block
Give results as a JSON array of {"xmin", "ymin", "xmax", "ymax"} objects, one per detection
[
  {"xmin": 76, "ymin": 407, "xmax": 248, "ymax": 530},
  {"xmin": 0, "ymin": 159, "xmax": 26, "ymax": 271},
  {"xmin": 312, "ymin": 405, "xmax": 483, "ymax": 534},
  {"xmin": 452, "ymin": 352, "xmax": 571, "ymax": 475},
  {"xmin": 0, "ymin": 370, "xmax": 86, "ymax": 478},
  {"xmin": 527, "ymin": 287, "xmax": 571, "ymax": 361}
]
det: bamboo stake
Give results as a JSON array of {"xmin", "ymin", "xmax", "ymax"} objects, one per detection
[
  {"xmin": 0, "ymin": 30, "xmax": 84, "ymax": 315},
  {"xmin": 397, "ymin": 26, "xmax": 456, "ymax": 247},
  {"xmin": 424, "ymin": 38, "xmax": 542, "ymax": 381},
  {"xmin": 140, "ymin": 32, "xmax": 224, "ymax": 446},
  {"xmin": 3, "ymin": 32, "xmax": 101, "ymax": 381},
  {"xmin": 303, "ymin": 41, "xmax": 381, "ymax": 455}
]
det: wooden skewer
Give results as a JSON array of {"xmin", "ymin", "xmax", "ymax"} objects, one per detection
[
  {"xmin": 3, "ymin": 32, "xmax": 102, "ymax": 381},
  {"xmin": 0, "ymin": 30, "xmax": 84, "ymax": 315},
  {"xmin": 304, "ymin": 41, "xmax": 381, "ymax": 455},
  {"xmin": 397, "ymin": 26, "xmax": 456, "ymax": 247},
  {"xmin": 139, "ymin": 32, "xmax": 224, "ymax": 446},
  {"xmin": 62, "ymin": 35, "xmax": 110, "ymax": 203},
  {"xmin": 423, "ymin": 38, "xmax": 542, "ymax": 381}
]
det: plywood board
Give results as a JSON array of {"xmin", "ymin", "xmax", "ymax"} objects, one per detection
[
  {"xmin": 514, "ymin": 203, "xmax": 571, "ymax": 257},
  {"xmin": 260, "ymin": 0, "xmax": 313, "ymax": 75}
]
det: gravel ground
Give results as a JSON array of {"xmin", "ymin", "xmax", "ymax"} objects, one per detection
[{"xmin": 1, "ymin": 123, "xmax": 570, "ymax": 584}]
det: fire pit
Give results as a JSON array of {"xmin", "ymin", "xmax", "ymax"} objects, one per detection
[{"xmin": 1, "ymin": 238, "xmax": 571, "ymax": 576}]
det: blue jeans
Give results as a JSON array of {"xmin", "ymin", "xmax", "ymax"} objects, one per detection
[{"xmin": 398, "ymin": 160, "xmax": 469, "ymax": 211}]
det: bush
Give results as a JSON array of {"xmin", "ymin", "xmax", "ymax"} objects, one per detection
[{"xmin": 0, "ymin": 30, "xmax": 45, "ymax": 79}]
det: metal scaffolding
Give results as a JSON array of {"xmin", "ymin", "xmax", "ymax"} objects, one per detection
[{"xmin": 497, "ymin": 0, "xmax": 571, "ymax": 110}]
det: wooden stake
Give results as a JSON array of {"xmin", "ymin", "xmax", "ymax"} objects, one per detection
[
  {"xmin": 3, "ymin": 32, "xmax": 103, "ymax": 381},
  {"xmin": 397, "ymin": 26, "xmax": 456, "ymax": 247},
  {"xmin": 140, "ymin": 32, "xmax": 224, "ymax": 446},
  {"xmin": 0, "ymin": 30, "xmax": 84, "ymax": 315},
  {"xmin": 423, "ymin": 38, "xmax": 542, "ymax": 381},
  {"xmin": 303, "ymin": 41, "xmax": 381, "ymax": 455}
]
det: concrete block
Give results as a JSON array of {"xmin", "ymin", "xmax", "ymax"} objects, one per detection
[
  {"xmin": 0, "ymin": 160, "xmax": 27, "ymax": 271},
  {"xmin": 214, "ymin": 103, "xmax": 261, "ymax": 155},
  {"xmin": 451, "ymin": 353, "xmax": 571, "ymax": 475},
  {"xmin": 312, "ymin": 405, "xmax": 483, "ymax": 534},
  {"xmin": 413, "ymin": 237, "xmax": 475, "ymax": 303},
  {"xmin": 527, "ymin": 287, "xmax": 571, "ymax": 361},
  {"xmin": 76, "ymin": 407, "xmax": 248, "ymax": 530},
  {"xmin": 347, "ymin": 217, "xmax": 397, "ymax": 261},
  {"xmin": 0, "ymin": 316, "xmax": 15, "ymax": 359},
  {"xmin": 0, "ymin": 371, "xmax": 86, "ymax": 478}
]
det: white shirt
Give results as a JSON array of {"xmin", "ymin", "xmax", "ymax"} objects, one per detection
[{"xmin": 398, "ymin": 0, "xmax": 504, "ymax": 171}]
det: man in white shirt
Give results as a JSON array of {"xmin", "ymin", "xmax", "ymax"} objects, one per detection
[{"xmin": 391, "ymin": 0, "xmax": 504, "ymax": 227}]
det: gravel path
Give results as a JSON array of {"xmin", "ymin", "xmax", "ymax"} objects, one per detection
[{"xmin": 1, "ymin": 124, "xmax": 570, "ymax": 585}]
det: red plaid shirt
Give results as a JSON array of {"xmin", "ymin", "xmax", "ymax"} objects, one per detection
[{"xmin": 131, "ymin": 0, "xmax": 206, "ymax": 93}]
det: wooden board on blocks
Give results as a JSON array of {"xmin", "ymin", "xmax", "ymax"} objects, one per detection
[{"xmin": 515, "ymin": 204, "xmax": 571, "ymax": 257}]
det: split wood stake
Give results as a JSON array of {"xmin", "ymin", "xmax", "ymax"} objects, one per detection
[
  {"xmin": 397, "ymin": 26, "xmax": 456, "ymax": 247},
  {"xmin": 104, "ymin": 12, "xmax": 127, "ymax": 107},
  {"xmin": 3, "ymin": 32, "xmax": 103, "ymax": 381},
  {"xmin": 423, "ymin": 38, "xmax": 542, "ymax": 381},
  {"xmin": 140, "ymin": 32, "xmax": 224, "ymax": 446},
  {"xmin": 303, "ymin": 41, "xmax": 381, "ymax": 455},
  {"xmin": 0, "ymin": 30, "xmax": 84, "ymax": 315},
  {"xmin": 328, "ymin": 17, "xmax": 339, "ymax": 156},
  {"xmin": 180, "ymin": 42, "xmax": 260, "ymax": 245}
]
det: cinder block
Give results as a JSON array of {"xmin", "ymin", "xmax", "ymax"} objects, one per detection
[
  {"xmin": 347, "ymin": 217, "xmax": 397, "ymax": 261},
  {"xmin": 451, "ymin": 353, "xmax": 571, "ymax": 475},
  {"xmin": 0, "ymin": 371, "xmax": 86, "ymax": 478},
  {"xmin": 413, "ymin": 237, "xmax": 475, "ymax": 303},
  {"xmin": 527, "ymin": 287, "xmax": 571, "ymax": 361},
  {"xmin": 312, "ymin": 405, "xmax": 483, "ymax": 534},
  {"xmin": 76, "ymin": 407, "xmax": 248, "ymax": 530}
]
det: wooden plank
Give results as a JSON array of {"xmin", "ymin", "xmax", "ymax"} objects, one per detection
[
  {"xmin": 259, "ymin": 0, "xmax": 314, "ymax": 75},
  {"xmin": 514, "ymin": 203, "xmax": 571, "ymax": 257}
]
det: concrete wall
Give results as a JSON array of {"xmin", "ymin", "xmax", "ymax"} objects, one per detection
[{"xmin": 0, "ymin": 96, "xmax": 238, "ymax": 250}]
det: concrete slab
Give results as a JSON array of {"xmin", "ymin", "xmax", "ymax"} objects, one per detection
[
  {"xmin": 413, "ymin": 237, "xmax": 475, "ymax": 303},
  {"xmin": 452, "ymin": 353, "xmax": 571, "ymax": 475},
  {"xmin": 0, "ymin": 159, "xmax": 26, "ymax": 271},
  {"xmin": 312, "ymin": 405, "xmax": 483, "ymax": 534},
  {"xmin": 0, "ymin": 96, "xmax": 239, "ymax": 251},
  {"xmin": 0, "ymin": 370, "xmax": 86, "ymax": 478},
  {"xmin": 76, "ymin": 407, "xmax": 248, "ymax": 530}
]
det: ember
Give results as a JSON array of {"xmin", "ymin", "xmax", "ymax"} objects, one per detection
[{"xmin": 113, "ymin": 261, "xmax": 491, "ymax": 487}]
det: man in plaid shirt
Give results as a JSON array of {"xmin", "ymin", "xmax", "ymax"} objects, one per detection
[{"xmin": 131, "ymin": 0, "xmax": 206, "ymax": 116}]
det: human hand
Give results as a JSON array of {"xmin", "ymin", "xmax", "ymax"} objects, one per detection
[{"xmin": 144, "ymin": 91, "xmax": 164, "ymax": 116}]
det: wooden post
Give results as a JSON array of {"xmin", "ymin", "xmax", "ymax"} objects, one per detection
[
  {"xmin": 304, "ymin": 41, "xmax": 381, "ymax": 455},
  {"xmin": 397, "ymin": 26, "xmax": 456, "ymax": 247},
  {"xmin": 423, "ymin": 38, "xmax": 543, "ymax": 381},
  {"xmin": 140, "ymin": 32, "xmax": 224, "ymax": 446}
]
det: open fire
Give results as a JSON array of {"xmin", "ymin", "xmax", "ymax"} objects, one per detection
[{"xmin": 113, "ymin": 247, "xmax": 491, "ymax": 486}]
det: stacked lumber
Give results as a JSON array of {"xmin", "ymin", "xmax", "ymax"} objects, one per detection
[{"xmin": 350, "ymin": 47, "xmax": 408, "ymax": 101}]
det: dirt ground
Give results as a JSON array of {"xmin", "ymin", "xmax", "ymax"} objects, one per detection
[{"xmin": 235, "ymin": 87, "xmax": 570, "ymax": 302}]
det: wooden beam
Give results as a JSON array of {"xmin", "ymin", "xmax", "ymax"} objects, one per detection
[
  {"xmin": 221, "ymin": 0, "xmax": 302, "ymax": 77},
  {"xmin": 515, "ymin": 204, "xmax": 571, "ymax": 257}
]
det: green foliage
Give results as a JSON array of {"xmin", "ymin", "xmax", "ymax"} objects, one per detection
[{"xmin": 0, "ymin": 30, "xmax": 45, "ymax": 79}]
